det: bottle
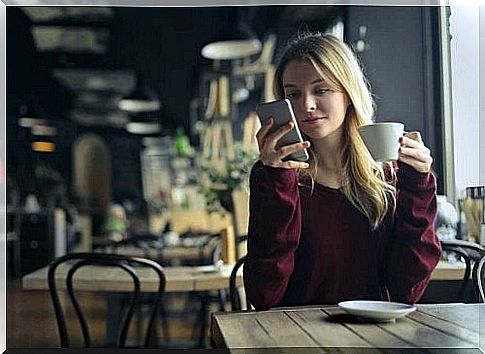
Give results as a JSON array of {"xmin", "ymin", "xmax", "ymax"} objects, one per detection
[
  {"xmin": 174, "ymin": 126, "xmax": 193, "ymax": 157},
  {"xmin": 480, "ymin": 223, "xmax": 485, "ymax": 247},
  {"xmin": 463, "ymin": 186, "xmax": 485, "ymax": 243}
]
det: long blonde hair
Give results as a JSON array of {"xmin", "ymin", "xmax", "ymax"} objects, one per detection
[{"xmin": 274, "ymin": 32, "xmax": 395, "ymax": 229}]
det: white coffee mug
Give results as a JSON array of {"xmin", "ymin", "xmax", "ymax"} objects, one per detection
[{"xmin": 358, "ymin": 122, "xmax": 405, "ymax": 162}]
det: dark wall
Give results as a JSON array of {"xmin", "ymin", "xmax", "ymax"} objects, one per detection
[
  {"xmin": 7, "ymin": 5, "xmax": 445, "ymax": 207},
  {"xmin": 107, "ymin": 7, "xmax": 238, "ymax": 132},
  {"xmin": 6, "ymin": 8, "xmax": 75, "ymax": 203},
  {"xmin": 345, "ymin": 6, "xmax": 444, "ymax": 193}
]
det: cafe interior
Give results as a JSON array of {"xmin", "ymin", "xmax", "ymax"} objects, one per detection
[{"xmin": 5, "ymin": 4, "xmax": 485, "ymax": 350}]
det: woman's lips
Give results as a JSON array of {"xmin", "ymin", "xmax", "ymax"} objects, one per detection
[{"xmin": 301, "ymin": 117, "xmax": 324, "ymax": 124}]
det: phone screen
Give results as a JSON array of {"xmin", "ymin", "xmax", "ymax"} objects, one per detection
[{"xmin": 256, "ymin": 99, "xmax": 309, "ymax": 162}]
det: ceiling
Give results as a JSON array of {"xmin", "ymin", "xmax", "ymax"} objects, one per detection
[{"xmin": 7, "ymin": 6, "xmax": 342, "ymax": 132}]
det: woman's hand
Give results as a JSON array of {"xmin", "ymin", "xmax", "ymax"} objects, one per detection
[
  {"xmin": 398, "ymin": 131, "xmax": 433, "ymax": 173},
  {"xmin": 256, "ymin": 117, "xmax": 310, "ymax": 169}
]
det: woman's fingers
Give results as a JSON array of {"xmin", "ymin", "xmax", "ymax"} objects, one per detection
[
  {"xmin": 400, "ymin": 136, "xmax": 428, "ymax": 151},
  {"xmin": 398, "ymin": 131, "xmax": 433, "ymax": 173},
  {"xmin": 281, "ymin": 160, "xmax": 310, "ymax": 169},
  {"xmin": 404, "ymin": 131, "xmax": 423, "ymax": 143},
  {"xmin": 266, "ymin": 121, "xmax": 295, "ymax": 149},
  {"xmin": 399, "ymin": 146, "xmax": 431, "ymax": 162},
  {"xmin": 259, "ymin": 140, "xmax": 310, "ymax": 169},
  {"xmin": 398, "ymin": 154, "xmax": 432, "ymax": 173},
  {"xmin": 256, "ymin": 118, "xmax": 274, "ymax": 148},
  {"xmin": 256, "ymin": 118, "xmax": 294, "ymax": 151},
  {"xmin": 256, "ymin": 117, "xmax": 310, "ymax": 169},
  {"xmin": 278, "ymin": 141, "xmax": 310, "ymax": 159}
]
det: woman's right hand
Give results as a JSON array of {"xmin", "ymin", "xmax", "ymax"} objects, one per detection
[{"xmin": 256, "ymin": 117, "xmax": 311, "ymax": 169}]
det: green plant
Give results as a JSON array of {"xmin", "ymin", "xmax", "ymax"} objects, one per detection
[{"xmin": 199, "ymin": 144, "xmax": 258, "ymax": 213}]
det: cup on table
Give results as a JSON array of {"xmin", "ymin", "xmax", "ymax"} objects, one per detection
[{"xmin": 358, "ymin": 122, "xmax": 405, "ymax": 162}]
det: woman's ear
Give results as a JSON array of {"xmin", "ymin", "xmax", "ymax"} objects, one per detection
[
  {"xmin": 345, "ymin": 100, "xmax": 352, "ymax": 114},
  {"xmin": 343, "ymin": 93, "xmax": 352, "ymax": 107}
]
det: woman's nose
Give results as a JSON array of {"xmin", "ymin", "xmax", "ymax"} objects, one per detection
[{"xmin": 301, "ymin": 94, "xmax": 316, "ymax": 112}]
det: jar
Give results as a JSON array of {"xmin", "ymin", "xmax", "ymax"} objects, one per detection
[
  {"xmin": 462, "ymin": 186, "xmax": 485, "ymax": 243},
  {"xmin": 436, "ymin": 195, "xmax": 458, "ymax": 240}
]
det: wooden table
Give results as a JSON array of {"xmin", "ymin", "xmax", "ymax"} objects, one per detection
[
  {"xmin": 22, "ymin": 259, "xmax": 465, "ymax": 294},
  {"xmin": 22, "ymin": 263, "xmax": 242, "ymax": 293},
  {"xmin": 22, "ymin": 263, "xmax": 243, "ymax": 347},
  {"xmin": 211, "ymin": 303, "xmax": 484, "ymax": 351}
]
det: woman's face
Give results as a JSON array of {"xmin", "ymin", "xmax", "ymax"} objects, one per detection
[{"xmin": 282, "ymin": 59, "xmax": 350, "ymax": 141}]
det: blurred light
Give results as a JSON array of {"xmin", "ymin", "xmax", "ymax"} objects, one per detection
[
  {"xmin": 119, "ymin": 74, "xmax": 161, "ymax": 113},
  {"xmin": 232, "ymin": 87, "xmax": 250, "ymax": 103},
  {"xmin": 19, "ymin": 117, "xmax": 48, "ymax": 128},
  {"xmin": 126, "ymin": 122, "xmax": 161, "ymax": 135},
  {"xmin": 32, "ymin": 141, "xmax": 56, "ymax": 152},
  {"xmin": 31, "ymin": 125, "xmax": 57, "ymax": 136},
  {"xmin": 201, "ymin": 39, "xmax": 261, "ymax": 60},
  {"xmin": 18, "ymin": 99, "xmax": 48, "ymax": 127},
  {"xmin": 119, "ymin": 98, "xmax": 160, "ymax": 112}
]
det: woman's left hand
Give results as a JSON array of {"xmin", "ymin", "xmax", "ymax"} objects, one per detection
[{"xmin": 398, "ymin": 131, "xmax": 433, "ymax": 173}]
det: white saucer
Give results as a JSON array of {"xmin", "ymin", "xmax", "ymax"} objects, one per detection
[{"xmin": 337, "ymin": 300, "xmax": 416, "ymax": 322}]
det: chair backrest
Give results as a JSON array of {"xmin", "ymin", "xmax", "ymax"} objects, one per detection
[
  {"xmin": 473, "ymin": 255, "xmax": 485, "ymax": 302},
  {"xmin": 229, "ymin": 255, "xmax": 252, "ymax": 311},
  {"xmin": 48, "ymin": 252, "xmax": 166, "ymax": 348},
  {"xmin": 440, "ymin": 239, "xmax": 485, "ymax": 302},
  {"xmin": 211, "ymin": 240, "xmax": 222, "ymax": 265}
]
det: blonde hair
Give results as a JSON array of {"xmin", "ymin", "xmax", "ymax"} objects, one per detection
[{"xmin": 274, "ymin": 32, "xmax": 395, "ymax": 229}]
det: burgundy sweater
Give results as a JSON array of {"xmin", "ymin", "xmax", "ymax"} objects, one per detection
[{"xmin": 244, "ymin": 161, "xmax": 442, "ymax": 310}]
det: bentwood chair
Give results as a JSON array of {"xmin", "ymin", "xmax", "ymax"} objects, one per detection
[
  {"xmin": 229, "ymin": 255, "xmax": 253, "ymax": 311},
  {"xmin": 99, "ymin": 235, "xmax": 170, "ymax": 344},
  {"xmin": 192, "ymin": 237, "xmax": 225, "ymax": 348},
  {"xmin": 473, "ymin": 255, "xmax": 485, "ymax": 302},
  {"xmin": 440, "ymin": 239, "xmax": 485, "ymax": 302},
  {"xmin": 48, "ymin": 253, "xmax": 166, "ymax": 348}
]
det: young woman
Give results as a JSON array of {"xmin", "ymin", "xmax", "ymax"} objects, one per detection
[{"xmin": 244, "ymin": 32, "xmax": 441, "ymax": 310}]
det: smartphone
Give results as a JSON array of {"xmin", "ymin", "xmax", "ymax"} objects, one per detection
[{"xmin": 256, "ymin": 99, "xmax": 309, "ymax": 162}]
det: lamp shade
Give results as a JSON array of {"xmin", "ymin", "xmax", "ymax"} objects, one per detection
[
  {"xmin": 31, "ymin": 124, "xmax": 57, "ymax": 136},
  {"xmin": 119, "ymin": 73, "xmax": 161, "ymax": 113},
  {"xmin": 201, "ymin": 39, "xmax": 262, "ymax": 60},
  {"xmin": 18, "ymin": 97, "xmax": 48, "ymax": 128},
  {"xmin": 126, "ymin": 122, "xmax": 161, "ymax": 135},
  {"xmin": 125, "ymin": 111, "xmax": 161, "ymax": 135},
  {"xmin": 201, "ymin": 12, "xmax": 262, "ymax": 60}
]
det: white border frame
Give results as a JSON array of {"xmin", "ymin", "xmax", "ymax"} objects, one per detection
[{"xmin": 1, "ymin": 0, "xmax": 482, "ymax": 351}]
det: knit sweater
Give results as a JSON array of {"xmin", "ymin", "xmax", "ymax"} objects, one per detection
[{"xmin": 244, "ymin": 161, "xmax": 442, "ymax": 310}]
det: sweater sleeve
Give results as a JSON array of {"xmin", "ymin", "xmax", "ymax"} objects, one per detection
[
  {"xmin": 386, "ymin": 162, "xmax": 442, "ymax": 304},
  {"xmin": 243, "ymin": 161, "xmax": 301, "ymax": 310}
]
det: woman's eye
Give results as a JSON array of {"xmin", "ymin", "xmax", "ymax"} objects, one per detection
[
  {"xmin": 285, "ymin": 92, "xmax": 298, "ymax": 99},
  {"xmin": 316, "ymin": 88, "xmax": 330, "ymax": 95}
]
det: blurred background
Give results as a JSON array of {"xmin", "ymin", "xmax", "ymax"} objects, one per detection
[{"xmin": 6, "ymin": 4, "xmax": 460, "ymax": 274}]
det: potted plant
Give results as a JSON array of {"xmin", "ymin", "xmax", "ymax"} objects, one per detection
[{"xmin": 199, "ymin": 143, "xmax": 258, "ymax": 235}]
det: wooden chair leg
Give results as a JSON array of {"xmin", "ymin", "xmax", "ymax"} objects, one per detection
[
  {"xmin": 217, "ymin": 289, "xmax": 227, "ymax": 311},
  {"xmin": 159, "ymin": 300, "xmax": 170, "ymax": 344},
  {"xmin": 195, "ymin": 292, "xmax": 210, "ymax": 348}
]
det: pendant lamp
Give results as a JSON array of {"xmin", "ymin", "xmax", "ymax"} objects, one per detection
[
  {"xmin": 201, "ymin": 12, "xmax": 262, "ymax": 60},
  {"xmin": 18, "ymin": 96, "xmax": 48, "ymax": 128},
  {"xmin": 126, "ymin": 111, "xmax": 161, "ymax": 135},
  {"xmin": 119, "ymin": 72, "xmax": 161, "ymax": 113}
]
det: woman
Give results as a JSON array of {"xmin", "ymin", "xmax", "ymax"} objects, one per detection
[{"xmin": 244, "ymin": 32, "xmax": 441, "ymax": 310}]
